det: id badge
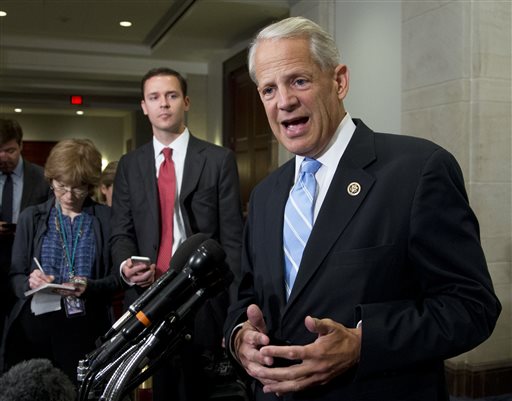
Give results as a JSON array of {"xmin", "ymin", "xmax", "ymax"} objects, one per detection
[{"xmin": 63, "ymin": 296, "xmax": 86, "ymax": 318}]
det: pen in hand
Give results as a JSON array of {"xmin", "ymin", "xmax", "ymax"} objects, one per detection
[
  {"xmin": 29, "ymin": 257, "xmax": 53, "ymax": 291},
  {"xmin": 33, "ymin": 257, "xmax": 46, "ymax": 275},
  {"xmin": 32, "ymin": 257, "xmax": 54, "ymax": 284}
]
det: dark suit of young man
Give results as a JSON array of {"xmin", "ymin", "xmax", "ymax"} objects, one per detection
[
  {"xmin": 110, "ymin": 68, "xmax": 244, "ymax": 401},
  {"xmin": 111, "ymin": 135, "xmax": 243, "ymax": 286},
  {"xmin": 111, "ymin": 134, "xmax": 243, "ymax": 400}
]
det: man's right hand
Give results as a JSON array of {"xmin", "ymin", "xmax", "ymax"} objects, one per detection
[
  {"xmin": 234, "ymin": 304, "xmax": 273, "ymax": 377},
  {"xmin": 121, "ymin": 258, "xmax": 156, "ymax": 288},
  {"xmin": 28, "ymin": 269, "xmax": 54, "ymax": 290}
]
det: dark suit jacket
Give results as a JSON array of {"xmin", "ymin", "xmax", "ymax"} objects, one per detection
[
  {"xmin": 20, "ymin": 160, "xmax": 50, "ymax": 211},
  {"xmin": 0, "ymin": 159, "xmax": 49, "ymax": 341},
  {"xmin": 225, "ymin": 119, "xmax": 501, "ymax": 401},
  {"xmin": 110, "ymin": 133, "xmax": 244, "ymax": 350},
  {"xmin": 0, "ymin": 160, "xmax": 49, "ymax": 262}
]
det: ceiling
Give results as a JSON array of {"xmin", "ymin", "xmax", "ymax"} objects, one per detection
[{"xmin": 0, "ymin": 0, "xmax": 289, "ymax": 116}]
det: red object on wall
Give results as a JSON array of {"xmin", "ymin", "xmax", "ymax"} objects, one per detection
[{"xmin": 70, "ymin": 95, "xmax": 83, "ymax": 105}]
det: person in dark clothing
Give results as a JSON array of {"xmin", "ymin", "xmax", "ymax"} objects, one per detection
[
  {"xmin": 110, "ymin": 68, "xmax": 244, "ymax": 400},
  {"xmin": 225, "ymin": 16, "xmax": 501, "ymax": 401},
  {"xmin": 0, "ymin": 118, "xmax": 49, "ymax": 343},
  {"xmin": 1, "ymin": 139, "xmax": 119, "ymax": 384}
]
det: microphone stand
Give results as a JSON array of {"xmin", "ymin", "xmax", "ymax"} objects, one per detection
[
  {"xmin": 78, "ymin": 253, "xmax": 233, "ymax": 401},
  {"xmin": 78, "ymin": 343, "xmax": 139, "ymax": 401},
  {"xmin": 100, "ymin": 288, "xmax": 209, "ymax": 401}
]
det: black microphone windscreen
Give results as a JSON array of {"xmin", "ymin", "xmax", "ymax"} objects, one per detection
[
  {"xmin": 169, "ymin": 233, "xmax": 209, "ymax": 272},
  {"xmin": 0, "ymin": 359, "xmax": 76, "ymax": 401},
  {"xmin": 187, "ymin": 238, "xmax": 227, "ymax": 275},
  {"xmin": 199, "ymin": 238, "xmax": 227, "ymax": 264}
]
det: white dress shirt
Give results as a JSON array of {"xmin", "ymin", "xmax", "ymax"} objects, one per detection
[{"xmin": 292, "ymin": 113, "xmax": 356, "ymax": 221}]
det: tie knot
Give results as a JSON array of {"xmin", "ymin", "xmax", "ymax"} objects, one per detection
[
  {"xmin": 162, "ymin": 147, "xmax": 172, "ymax": 160},
  {"xmin": 300, "ymin": 158, "xmax": 321, "ymax": 175}
]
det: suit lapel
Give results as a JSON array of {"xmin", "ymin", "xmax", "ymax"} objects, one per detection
[
  {"xmin": 181, "ymin": 134, "xmax": 206, "ymax": 202},
  {"xmin": 136, "ymin": 143, "xmax": 159, "ymax": 227},
  {"xmin": 265, "ymin": 160, "xmax": 295, "ymax": 309},
  {"xmin": 285, "ymin": 120, "xmax": 377, "ymax": 308}
]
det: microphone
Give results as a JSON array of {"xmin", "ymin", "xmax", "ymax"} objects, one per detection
[
  {"xmin": 88, "ymin": 238, "xmax": 227, "ymax": 371},
  {"xmin": 104, "ymin": 233, "xmax": 209, "ymax": 340}
]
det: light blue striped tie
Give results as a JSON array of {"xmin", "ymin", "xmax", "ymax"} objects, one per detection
[{"xmin": 283, "ymin": 158, "xmax": 322, "ymax": 299}]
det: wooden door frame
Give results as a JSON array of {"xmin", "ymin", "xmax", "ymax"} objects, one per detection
[{"xmin": 222, "ymin": 49, "xmax": 248, "ymax": 149}]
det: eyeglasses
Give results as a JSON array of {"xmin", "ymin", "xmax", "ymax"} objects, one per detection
[{"xmin": 51, "ymin": 182, "xmax": 88, "ymax": 198}]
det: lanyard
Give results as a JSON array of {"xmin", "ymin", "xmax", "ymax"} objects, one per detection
[{"xmin": 56, "ymin": 205, "xmax": 84, "ymax": 278}]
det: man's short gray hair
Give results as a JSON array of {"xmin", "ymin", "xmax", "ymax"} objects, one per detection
[{"xmin": 247, "ymin": 16, "xmax": 341, "ymax": 83}]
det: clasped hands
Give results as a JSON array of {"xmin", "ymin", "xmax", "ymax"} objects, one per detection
[{"xmin": 234, "ymin": 304, "xmax": 362, "ymax": 396}]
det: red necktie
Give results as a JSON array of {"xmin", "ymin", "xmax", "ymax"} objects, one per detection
[{"xmin": 156, "ymin": 148, "xmax": 176, "ymax": 277}]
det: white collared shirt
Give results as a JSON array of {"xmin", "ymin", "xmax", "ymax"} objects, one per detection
[{"xmin": 292, "ymin": 113, "xmax": 356, "ymax": 221}]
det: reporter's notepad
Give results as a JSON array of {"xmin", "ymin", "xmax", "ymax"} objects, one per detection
[
  {"xmin": 24, "ymin": 283, "xmax": 76, "ymax": 297},
  {"xmin": 26, "ymin": 284, "xmax": 75, "ymax": 315}
]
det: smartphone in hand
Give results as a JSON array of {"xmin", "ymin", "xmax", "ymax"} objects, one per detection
[{"xmin": 130, "ymin": 256, "xmax": 151, "ymax": 270}]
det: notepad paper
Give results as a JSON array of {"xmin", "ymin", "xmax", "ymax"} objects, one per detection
[
  {"xmin": 30, "ymin": 292, "xmax": 62, "ymax": 315},
  {"xmin": 24, "ymin": 283, "xmax": 76, "ymax": 297}
]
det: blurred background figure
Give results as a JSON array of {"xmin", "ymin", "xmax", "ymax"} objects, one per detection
[
  {"xmin": 0, "ymin": 358, "xmax": 75, "ymax": 401},
  {"xmin": 0, "ymin": 119, "xmax": 49, "ymax": 227},
  {"xmin": 0, "ymin": 119, "xmax": 49, "ymax": 351},
  {"xmin": 0, "ymin": 139, "xmax": 119, "ymax": 384},
  {"xmin": 98, "ymin": 161, "xmax": 118, "ymax": 207},
  {"xmin": 97, "ymin": 160, "xmax": 124, "ymax": 320}
]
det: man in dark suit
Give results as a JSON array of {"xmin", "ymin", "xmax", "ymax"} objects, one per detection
[
  {"xmin": 110, "ymin": 67, "xmax": 244, "ymax": 400},
  {"xmin": 224, "ymin": 17, "xmax": 501, "ymax": 401},
  {"xmin": 0, "ymin": 119, "xmax": 49, "ymax": 227},
  {"xmin": 0, "ymin": 118, "xmax": 49, "ymax": 348}
]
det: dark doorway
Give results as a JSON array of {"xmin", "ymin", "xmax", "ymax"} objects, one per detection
[
  {"xmin": 22, "ymin": 141, "xmax": 57, "ymax": 168},
  {"xmin": 223, "ymin": 49, "xmax": 277, "ymax": 214}
]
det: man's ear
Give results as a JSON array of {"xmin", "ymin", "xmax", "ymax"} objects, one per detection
[
  {"xmin": 184, "ymin": 96, "xmax": 191, "ymax": 111},
  {"xmin": 334, "ymin": 64, "xmax": 349, "ymax": 100},
  {"xmin": 141, "ymin": 100, "xmax": 148, "ymax": 115}
]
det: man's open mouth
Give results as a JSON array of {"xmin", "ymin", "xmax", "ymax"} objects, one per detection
[{"xmin": 282, "ymin": 117, "xmax": 309, "ymax": 129}]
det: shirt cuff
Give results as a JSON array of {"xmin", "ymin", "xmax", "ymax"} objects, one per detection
[
  {"xmin": 119, "ymin": 260, "xmax": 135, "ymax": 287},
  {"xmin": 228, "ymin": 322, "xmax": 245, "ymax": 364}
]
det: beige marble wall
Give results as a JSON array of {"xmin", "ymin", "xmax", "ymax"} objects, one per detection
[{"xmin": 402, "ymin": 1, "xmax": 512, "ymax": 367}]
